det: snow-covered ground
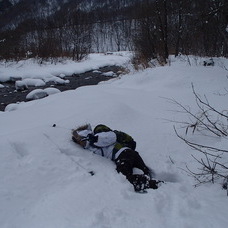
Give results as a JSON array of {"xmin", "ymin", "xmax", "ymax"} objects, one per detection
[{"xmin": 0, "ymin": 53, "xmax": 228, "ymax": 228}]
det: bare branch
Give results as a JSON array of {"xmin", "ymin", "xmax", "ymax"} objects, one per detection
[
  {"xmin": 192, "ymin": 83, "xmax": 228, "ymax": 119},
  {"xmin": 174, "ymin": 126, "xmax": 228, "ymax": 155},
  {"xmin": 167, "ymin": 97, "xmax": 224, "ymax": 137}
]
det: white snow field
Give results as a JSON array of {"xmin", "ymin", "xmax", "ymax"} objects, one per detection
[{"xmin": 0, "ymin": 53, "xmax": 228, "ymax": 228}]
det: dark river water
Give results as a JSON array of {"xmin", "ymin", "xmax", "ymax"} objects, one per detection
[{"xmin": 0, "ymin": 65, "xmax": 124, "ymax": 111}]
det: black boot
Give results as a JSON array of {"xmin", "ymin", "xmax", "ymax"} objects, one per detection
[
  {"xmin": 128, "ymin": 174, "xmax": 150, "ymax": 192},
  {"xmin": 148, "ymin": 180, "xmax": 164, "ymax": 189}
]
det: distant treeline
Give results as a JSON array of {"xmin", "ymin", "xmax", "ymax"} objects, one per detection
[{"xmin": 0, "ymin": 0, "xmax": 227, "ymax": 63}]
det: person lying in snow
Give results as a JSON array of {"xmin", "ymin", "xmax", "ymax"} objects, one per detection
[{"xmin": 72, "ymin": 124, "xmax": 162, "ymax": 192}]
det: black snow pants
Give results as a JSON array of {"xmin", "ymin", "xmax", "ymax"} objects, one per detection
[{"xmin": 115, "ymin": 149, "xmax": 158, "ymax": 191}]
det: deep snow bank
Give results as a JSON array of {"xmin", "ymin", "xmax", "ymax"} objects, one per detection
[{"xmin": 0, "ymin": 56, "xmax": 228, "ymax": 228}]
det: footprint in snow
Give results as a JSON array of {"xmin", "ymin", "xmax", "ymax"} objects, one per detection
[
  {"xmin": 154, "ymin": 171, "xmax": 181, "ymax": 183},
  {"xmin": 9, "ymin": 141, "xmax": 29, "ymax": 159}
]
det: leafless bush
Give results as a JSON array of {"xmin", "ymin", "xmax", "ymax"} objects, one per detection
[{"xmin": 169, "ymin": 84, "xmax": 228, "ymax": 194}]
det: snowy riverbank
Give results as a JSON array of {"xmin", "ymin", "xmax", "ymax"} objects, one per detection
[{"xmin": 0, "ymin": 52, "xmax": 131, "ymax": 111}]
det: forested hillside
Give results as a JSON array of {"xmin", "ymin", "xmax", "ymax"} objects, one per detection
[{"xmin": 0, "ymin": 0, "xmax": 228, "ymax": 62}]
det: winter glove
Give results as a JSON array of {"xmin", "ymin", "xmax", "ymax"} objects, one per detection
[{"xmin": 87, "ymin": 134, "xmax": 98, "ymax": 146}]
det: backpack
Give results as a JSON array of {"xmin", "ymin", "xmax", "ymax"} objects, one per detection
[
  {"xmin": 93, "ymin": 124, "xmax": 112, "ymax": 134},
  {"xmin": 113, "ymin": 130, "xmax": 136, "ymax": 151}
]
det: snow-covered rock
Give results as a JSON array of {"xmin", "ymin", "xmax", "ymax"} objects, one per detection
[
  {"xmin": 15, "ymin": 78, "xmax": 45, "ymax": 90},
  {"xmin": 26, "ymin": 88, "xmax": 61, "ymax": 100},
  {"xmin": 26, "ymin": 89, "xmax": 48, "ymax": 100},
  {"xmin": 59, "ymin": 73, "xmax": 66, "ymax": 78},
  {"xmin": 54, "ymin": 77, "xmax": 70, "ymax": 85},
  {"xmin": 0, "ymin": 84, "xmax": 4, "ymax": 88},
  {"xmin": 15, "ymin": 81, "xmax": 28, "ymax": 91},
  {"xmin": 23, "ymin": 78, "xmax": 46, "ymax": 87},
  {"xmin": 93, "ymin": 70, "xmax": 101, "ymax": 73},
  {"xmin": 44, "ymin": 76, "xmax": 70, "ymax": 84},
  {"xmin": 43, "ymin": 88, "xmax": 61, "ymax": 95},
  {"xmin": 102, "ymin": 71, "xmax": 116, "ymax": 77},
  {"xmin": 4, "ymin": 103, "xmax": 20, "ymax": 112}
]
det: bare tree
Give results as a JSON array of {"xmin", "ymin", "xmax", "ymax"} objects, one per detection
[
  {"xmin": 155, "ymin": 0, "xmax": 169, "ymax": 63},
  {"xmin": 174, "ymin": 0, "xmax": 183, "ymax": 57}
]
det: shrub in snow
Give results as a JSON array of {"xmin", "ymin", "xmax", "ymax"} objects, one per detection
[
  {"xmin": 105, "ymin": 52, "xmax": 113, "ymax": 55},
  {"xmin": 173, "ymin": 84, "xmax": 228, "ymax": 192},
  {"xmin": 203, "ymin": 58, "xmax": 214, "ymax": 66}
]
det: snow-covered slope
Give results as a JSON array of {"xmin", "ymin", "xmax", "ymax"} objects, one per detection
[{"xmin": 0, "ymin": 54, "xmax": 228, "ymax": 228}]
